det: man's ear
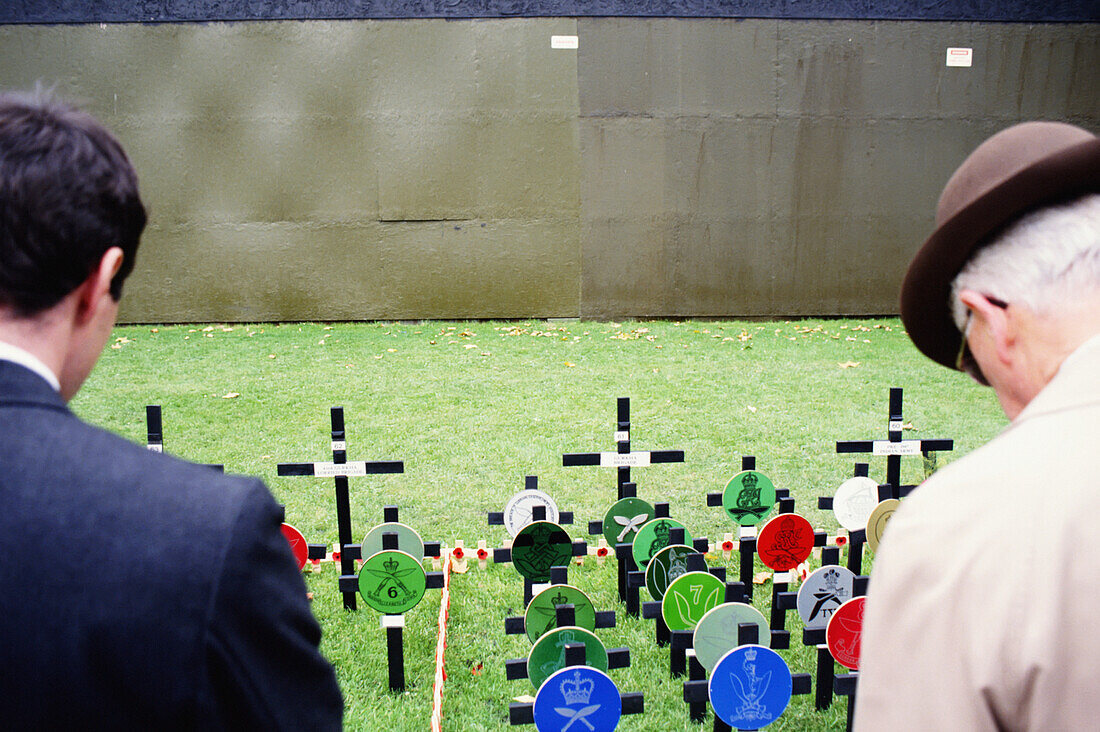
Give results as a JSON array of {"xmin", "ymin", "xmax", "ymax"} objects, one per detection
[
  {"xmin": 958, "ymin": 289, "xmax": 1015, "ymax": 366},
  {"xmin": 75, "ymin": 247, "xmax": 124, "ymax": 323}
]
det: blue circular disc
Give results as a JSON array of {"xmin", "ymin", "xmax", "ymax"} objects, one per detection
[
  {"xmin": 533, "ymin": 665, "xmax": 622, "ymax": 732},
  {"xmin": 708, "ymin": 645, "xmax": 792, "ymax": 729}
]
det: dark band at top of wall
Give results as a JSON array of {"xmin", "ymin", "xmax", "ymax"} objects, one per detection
[{"xmin": 3, "ymin": 0, "xmax": 1097, "ymax": 24}]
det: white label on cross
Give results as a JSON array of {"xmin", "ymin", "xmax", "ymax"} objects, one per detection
[
  {"xmin": 888, "ymin": 421, "xmax": 903, "ymax": 433},
  {"xmin": 872, "ymin": 440, "xmax": 922, "ymax": 456},
  {"xmin": 331, "ymin": 440, "xmax": 347, "ymax": 451},
  {"xmin": 380, "ymin": 614, "xmax": 406, "ymax": 628},
  {"xmin": 313, "ymin": 461, "xmax": 369, "ymax": 477},
  {"xmin": 739, "ymin": 525, "xmax": 758, "ymax": 540},
  {"xmin": 599, "ymin": 452, "xmax": 652, "ymax": 468},
  {"xmin": 147, "ymin": 444, "xmax": 164, "ymax": 453},
  {"xmin": 614, "ymin": 431, "xmax": 630, "ymax": 443}
]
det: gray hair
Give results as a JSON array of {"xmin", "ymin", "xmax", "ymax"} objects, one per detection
[{"xmin": 950, "ymin": 193, "xmax": 1100, "ymax": 331}]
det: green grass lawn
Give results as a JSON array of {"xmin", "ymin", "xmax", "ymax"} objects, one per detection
[{"xmin": 73, "ymin": 318, "xmax": 1007, "ymax": 730}]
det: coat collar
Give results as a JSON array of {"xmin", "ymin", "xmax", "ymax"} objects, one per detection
[
  {"xmin": 1012, "ymin": 333, "xmax": 1100, "ymax": 426},
  {"xmin": 0, "ymin": 360, "xmax": 70, "ymax": 413}
]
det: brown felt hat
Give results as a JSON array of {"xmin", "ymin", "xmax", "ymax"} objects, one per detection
[{"xmin": 900, "ymin": 121, "xmax": 1100, "ymax": 370}]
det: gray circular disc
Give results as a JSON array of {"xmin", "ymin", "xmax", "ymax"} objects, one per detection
[
  {"xmin": 504, "ymin": 489, "xmax": 560, "ymax": 537},
  {"xmin": 833, "ymin": 476, "xmax": 880, "ymax": 532},
  {"xmin": 693, "ymin": 602, "xmax": 771, "ymax": 673},
  {"xmin": 362, "ymin": 522, "xmax": 425, "ymax": 559},
  {"xmin": 796, "ymin": 565, "xmax": 856, "ymax": 630}
]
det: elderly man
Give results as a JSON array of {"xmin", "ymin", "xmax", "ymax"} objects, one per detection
[
  {"xmin": 855, "ymin": 122, "xmax": 1099, "ymax": 729},
  {"xmin": 0, "ymin": 92, "xmax": 343, "ymax": 728}
]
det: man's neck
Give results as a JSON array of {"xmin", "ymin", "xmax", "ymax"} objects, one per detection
[{"xmin": 0, "ymin": 308, "xmax": 72, "ymax": 394}]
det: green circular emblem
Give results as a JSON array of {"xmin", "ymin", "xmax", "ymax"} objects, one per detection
[
  {"xmin": 527, "ymin": 626, "xmax": 608, "ymax": 690},
  {"xmin": 645, "ymin": 544, "xmax": 698, "ymax": 601},
  {"xmin": 525, "ymin": 584, "xmax": 597, "ymax": 643},
  {"xmin": 631, "ymin": 518, "xmax": 691, "ymax": 569},
  {"xmin": 693, "ymin": 602, "xmax": 771, "ymax": 673},
  {"xmin": 602, "ymin": 497, "xmax": 655, "ymax": 547},
  {"xmin": 511, "ymin": 521, "xmax": 573, "ymax": 582},
  {"xmin": 721, "ymin": 470, "xmax": 777, "ymax": 526},
  {"xmin": 362, "ymin": 522, "xmax": 425, "ymax": 559},
  {"xmin": 357, "ymin": 550, "xmax": 427, "ymax": 615},
  {"xmin": 661, "ymin": 570, "xmax": 725, "ymax": 631}
]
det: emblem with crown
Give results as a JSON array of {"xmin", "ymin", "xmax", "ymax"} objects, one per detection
[{"xmin": 560, "ymin": 670, "xmax": 595, "ymax": 706}]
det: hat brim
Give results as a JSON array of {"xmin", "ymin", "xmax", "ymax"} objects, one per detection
[{"xmin": 900, "ymin": 137, "xmax": 1100, "ymax": 370}]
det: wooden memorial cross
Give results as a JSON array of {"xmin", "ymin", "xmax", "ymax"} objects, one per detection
[
  {"xmin": 635, "ymin": 525, "xmax": 720, "ymax": 640},
  {"xmin": 503, "ymin": 565, "xmax": 617, "ymax": 640},
  {"xmin": 705, "ymin": 455, "xmax": 795, "ymax": 598},
  {"xmin": 362, "ymin": 509, "xmax": 444, "ymax": 692},
  {"xmin": 276, "ymin": 407, "xmax": 404, "ymax": 610},
  {"xmin": 508, "ymin": 640, "xmax": 644, "ymax": 727},
  {"xmin": 759, "ymin": 498, "xmax": 827, "ymax": 648},
  {"xmin": 144, "ymin": 405, "xmax": 224, "ymax": 471},
  {"xmin": 835, "ymin": 387, "xmax": 953, "ymax": 500},
  {"xmin": 493, "ymin": 518, "xmax": 588, "ymax": 607},
  {"xmin": 682, "ymin": 621, "xmax": 813, "ymax": 731},
  {"xmin": 563, "ymin": 397, "xmax": 685, "ymax": 500},
  {"xmin": 818, "ymin": 463, "xmax": 880, "ymax": 574}
]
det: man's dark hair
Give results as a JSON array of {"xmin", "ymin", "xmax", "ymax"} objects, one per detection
[{"xmin": 0, "ymin": 90, "xmax": 146, "ymax": 316}]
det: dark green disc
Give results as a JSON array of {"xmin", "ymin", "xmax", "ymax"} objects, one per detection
[
  {"xmin": 524, "ymin": 584, "xmax": 597, "ymax": 643},
  {"xmin": 511, "ymin": 521, "xmax": 573, "ymax": 582},
  {"xmin": 721, "ymin": 470, "xmax": 777, "ymax": 526},
  {"xmin": 631, "ymin": 518, "xmax": 690, "ymax": 568},
  {"xmin": 602, "ymin": 497, "xmax": 655, "ymax": 547},
  {"xmin": 644, "ymin": 544, "xmax": 697, "ymax": 601},
  {"xmin": 527, "ymin": 626, "xmax": 608, "ymax": 690},
  {"xmin": 357, "ymin": 550, "xmax": 427, "ymax": 615}
]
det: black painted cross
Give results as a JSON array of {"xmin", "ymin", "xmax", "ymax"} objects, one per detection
[
  {"xmin": 145, "ymin": 405, "xmax": 224, "ymax": 471},
  {"xmin": 277, "ymin": 407, "xmax": 404, "ymax": 610},
  {"xmin": 835, "ymin": 387, "xmax": 953, "ymax": 500},
  {"xmin": 562, "ymin": 397, "xmax": 684, "ymax": 500}
]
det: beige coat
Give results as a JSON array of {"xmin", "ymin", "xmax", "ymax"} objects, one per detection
[{"xmin": 855, "ymin": 335, "xmax": 1100, "ymax": 731}]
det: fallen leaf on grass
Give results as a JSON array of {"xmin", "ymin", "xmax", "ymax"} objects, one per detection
[
  {"xmin": 838, "ymin": 361, "xmax": 861, "ymax": 369},
  {"xmin": 747, "ymin": 406, "xmax": 757, "ymax": 413},
  {"xmin": 221, "ymin": 392, "xmax": 240, "ymax": 399}
]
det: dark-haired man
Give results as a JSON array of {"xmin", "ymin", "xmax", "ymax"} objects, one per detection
[
  {"xmin": 856, "ymin": 122, "xmax": 1100, "ymax": 728},
  {"xmin": 0, "ymin": 91, "xmax": 343, "ymax": 729}
]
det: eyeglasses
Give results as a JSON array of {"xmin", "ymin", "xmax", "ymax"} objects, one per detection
[{"xmin": 955, "ymin": 296, "xmax": 1008, "ymax": 386}]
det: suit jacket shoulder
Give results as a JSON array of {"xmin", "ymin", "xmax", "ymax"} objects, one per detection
[{"xmin": 0, "ymin": 361, "xmax": 343, "ymax": 730}]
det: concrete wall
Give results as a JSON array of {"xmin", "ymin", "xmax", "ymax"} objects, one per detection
[{"xmin": 0, "ymin": 19, "xmax": 1096, "ymax": 322}]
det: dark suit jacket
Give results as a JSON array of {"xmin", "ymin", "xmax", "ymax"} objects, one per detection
[{"xmin": 0, "ymin": 360, "xmax": 343, "ymax": 730}]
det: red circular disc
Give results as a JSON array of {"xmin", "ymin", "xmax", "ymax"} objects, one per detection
[
  {"xmin": 826, "ymin": 596, "xmax": 866, "ymax": 670},
  {"xmin": 281, "ymin": 523, "xmax": 309, "ymax": 570},
  {"xmin": 756, "ymin": 513, "xmax": 815, "ymax": 571}
]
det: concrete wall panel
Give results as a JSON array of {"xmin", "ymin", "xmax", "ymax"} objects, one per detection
[{"xmin": 0, "ymin": 17, "xmax": 1095, "ymax": 321}]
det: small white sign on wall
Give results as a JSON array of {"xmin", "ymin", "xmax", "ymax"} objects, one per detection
[
  {"xmin": 551, "ymin": 35, "xmax": 579, "ymax": 50},
  {"xmin": 946, "ymin": 47, "xmax": 973, "ymax": 67}
]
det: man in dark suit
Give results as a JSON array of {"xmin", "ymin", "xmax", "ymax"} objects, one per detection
[{"xmin": 0, "ymin": 92, "xmax": 343, "ymax": 728}]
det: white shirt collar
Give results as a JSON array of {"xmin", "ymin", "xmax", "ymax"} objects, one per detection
[{"xmin": 0, "ymin": 339, "xmax": 62, "ymax": 392}]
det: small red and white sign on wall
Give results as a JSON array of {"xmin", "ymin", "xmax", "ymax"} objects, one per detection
[{"xmin": 946, "ymin": 47, "xmax": 973, "ymax": 67}]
